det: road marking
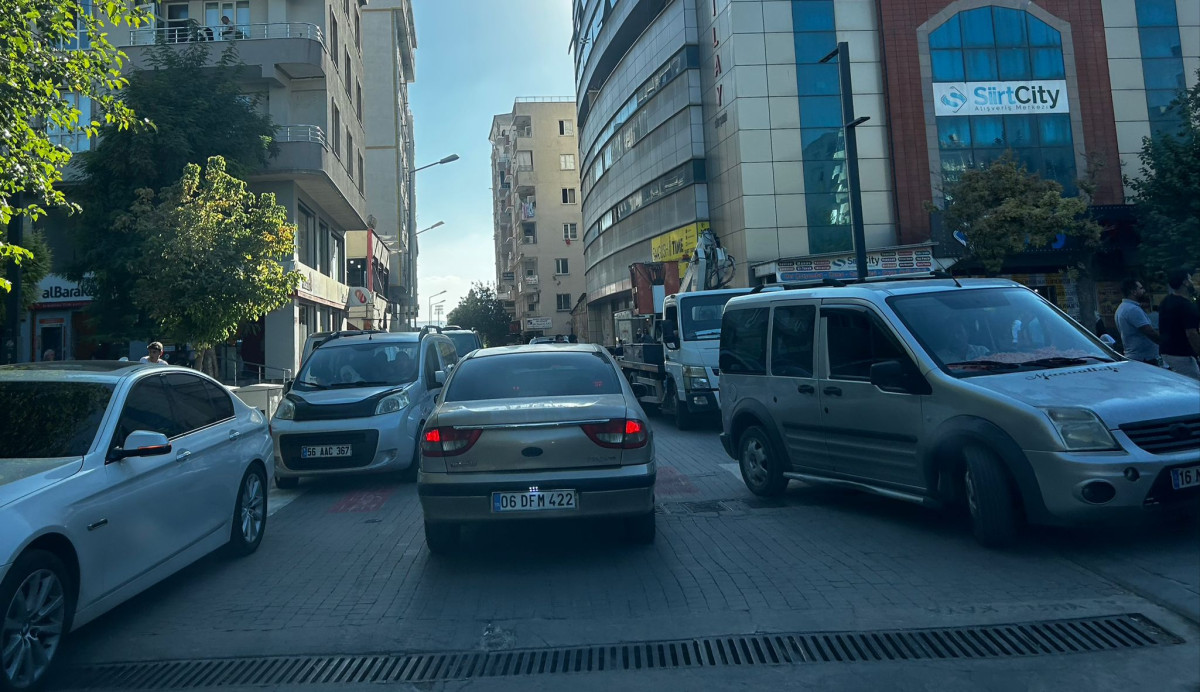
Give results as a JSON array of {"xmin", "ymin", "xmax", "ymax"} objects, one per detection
[
  {"xmin": 329, "ymin": 488, "xmax": 394, "ymax": 513},
  {"xmin": 268, "ymin": 488, "xmax": 304, "ymax": 516},
  {"xmin": 720, "ymin": 463, "xmax": 742, "ymax": 482}
]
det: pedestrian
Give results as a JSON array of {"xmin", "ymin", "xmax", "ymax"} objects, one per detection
[
  {"xmin": 140, "ymin": 341, "xmax": 169, "ymax": 365},
  {"xmin": 42, "ymin": 349, "xmax": 56, "ymax": 361},
  {"xmin": 1158, "ymin": 269, "xmax": 1200, "ymax": 381},
  {"xmin": 1115, "ymin": 279, "xmax": 1161, "ymax": 365}
]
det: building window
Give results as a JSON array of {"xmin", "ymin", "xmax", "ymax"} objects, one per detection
[
  {"xmin": 561, "ymin": 188, "xmax": 577, "ymax": 204},
  {"xmin": 527, "ymin": 299, "xmax": 537, "ymax": 312},
  {"xmin": 344, "ymin": 51, "xmax": 352, "ymax": 96},
  {"xmin": 354, "ymin": 10, "xmax": 361, "ymax": 51},
  {"xmin": 522, "ymin": 223, "xmax": 537, "ymax": 244},
  {"xmin": 559, "ymin": 154, "xmax": 576, "ymax": 170},
  {"xmin": 330, "ymin": 11, "xmax": 339, "ymax": 60},
  {"xmin": 1135, "ymin": 0, "xmax": 1186, "ymax": 135},
  {"xmin": 297, "ymin": 205, "xmax": 316, "ymax": 267},
  {"xmin": 356, "ymin": 82, "xmax": 363, "ymax": 121},
  {"xmin": 523, "ymin": 259, "xmax": 537, "ymax": 277},
  {"xmin": 331, "ymin": 104, "xmax": 341, "ymax": 158},
  {"xmin": 318, "ymin": 221, "xmax": 331, "ymax": 275},
  {"xmin": 558, "ymin": 119, "xmax": 574, "ymax": 136},
  {"xmin": 47, "ymin": 93, "xmax": 92, "ymax": 153},
  {"xmin": 556, "ymin": 293, "xmax": 572, "ymax": 311},
  {"xmin": 358, "ymin": 154, "xmax": 365, "ymax": 193},
  {"xmin": 563, "ymin": 222, "xmax": 578, "ymax": 240},
  {"xmin": 554, "ymin": 258, "xmax": 569, "ymax": 275},
  {"xmin": 346, "ymin": 133, "xmax": 354, "ymax": 178}
]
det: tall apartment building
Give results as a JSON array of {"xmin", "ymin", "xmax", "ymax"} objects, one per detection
[
  {"xmin": 23, "ymin": 0, "xmax": 393, "ymax": 375},
  {"xmin": 572, "ymin": 0, "xmax": 1197, "ymax": 342},
  {"xmin": 490, "ymin": 99, "xmax": 587, "ymax": 342}
]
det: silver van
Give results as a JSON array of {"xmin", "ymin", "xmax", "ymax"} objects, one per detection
[{"xmin": 718, "ymin": 278, "xmax": 1200, "ymax": 547}]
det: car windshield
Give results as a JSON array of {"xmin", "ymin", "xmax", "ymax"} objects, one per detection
[
  {"xmin": 445, "ymin": 351, "xmax": 622, "ymax": 401},
  {"xmin": 680, "ymin": 293, "xmax": 742, "ymax": 340},
  {"xmin": 447, "ymin": 332, "xmax": 480, "ymax": 355},
  {"xmin": 888, "ymin": 288, "xmax": 1115, "ymax": 376},
  {"xmin": 0, "ymin": 381, "xmax": 115, "ymax": 458},
  {"xmin": 294, "ymin": 342, "xmax": 420, "ymax": 389}
]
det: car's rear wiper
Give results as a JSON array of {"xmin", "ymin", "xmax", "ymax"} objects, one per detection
[
  {"xmin": 1015, "ymin": 356, "xmax": 1115, "ymax": 368},
  {"xmin": 943, "ymin": 360, "xmax": 1020, "ymax": 370}
]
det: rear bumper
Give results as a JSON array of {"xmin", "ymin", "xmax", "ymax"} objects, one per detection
[{"xmin": 418, "ymin": 462, "xmax": 656, "ymax": 523}]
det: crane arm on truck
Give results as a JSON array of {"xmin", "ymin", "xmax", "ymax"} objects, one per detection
[{"xmin": 680, "ymin": 229, "xmax": 736, "ymax": 293}]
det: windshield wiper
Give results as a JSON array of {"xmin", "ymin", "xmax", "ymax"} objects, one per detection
[
  {"xmin": 943, "ymin": 360, "xmax": 1020, "ymax": 370},
  {"xmin": 328, "ymin": 380, "xmax": 392, "ymax": 388},
  {"xmin": 1015, "ymin": 356, "xmax": 1114, "ymax": 368},
  {"xmin": 295, "ymin": 381, "xmax": 330, "ymax": 389}
]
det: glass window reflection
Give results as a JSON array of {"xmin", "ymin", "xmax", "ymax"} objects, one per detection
[
  {"xmin": 965, "ymin": 49, "xmax": 998, "ymax": 80},
  {"xmin": 960, "ymin": 8, "xmax": 995, "ymax": 47},
  {"xmin": 932, "ymin": 50, "xmax": 965, "ymax": 81}
]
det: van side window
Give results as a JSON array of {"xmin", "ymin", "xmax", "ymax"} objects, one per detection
[
  {"xmin": 720, "ymin": 308, "xmax": 769, "ymax": 375},
  {"xmin": 437, "ymin": 340, "xmax": 458, "ymax": 367},
  {"xmin": 825, "ymin": 308, "xmax": 907, "ymax": 381},
  {"xmin": 770, "ymin": 305, "xmax": 816, "ymax": 377}
]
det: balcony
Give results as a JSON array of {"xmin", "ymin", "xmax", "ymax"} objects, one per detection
[
  {"xmin": 121, "ymin": 23, "xmax": 328, "ymax": 84},
  {"xmin": 254, "ymin": 125, "xmax": 367, "ymax": 230}
]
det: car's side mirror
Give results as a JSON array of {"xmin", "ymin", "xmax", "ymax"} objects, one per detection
[
  {"xmin": 108, "ymin": 430, "xmax": 172, "ymax": 463},
  {"xmin": 433, "ymin": 370, "xmax": 447, "ymax": 387},
  {"xmin": 870, "ymin": 360, "xmax": 927, "ymax": 394}
]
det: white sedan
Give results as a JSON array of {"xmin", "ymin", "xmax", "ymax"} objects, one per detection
[{"xmin": 0, "ymin": 362, "xmax": 274, "ymax": 691}]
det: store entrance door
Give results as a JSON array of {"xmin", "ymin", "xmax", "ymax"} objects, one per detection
[{"xmin": 38, "ymin": 314, "xmax": 67, "ymax": 361}]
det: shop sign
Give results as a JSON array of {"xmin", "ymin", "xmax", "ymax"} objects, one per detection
[
  {"xmin": 651, "ymin": 221, "xmax": 709, "ymax": 264},
  {"xmin": 31, "ymin": 274, "xmax": 93, "ymax": 309},
  {"xmin": 346, "ymin": 287, "xmax": 374, "ymax": 307},
  {"xmin": 933, "ymin": 80, "xmax": 1068, "ymax": 116},
  {"xmin": 525, "ymin": 317, "xmax": 553, "ymax": 330},
  {"xmin": 777, "ymin": 246, "xmax": 934, "ymax": 282}
]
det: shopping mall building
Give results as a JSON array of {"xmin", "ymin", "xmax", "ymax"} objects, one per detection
[{"xmin": 572, "ymin": 0, "xmax": 1197, "ymax": 344}]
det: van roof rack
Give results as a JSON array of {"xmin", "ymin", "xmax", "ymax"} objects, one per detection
[
  {"xmin": 750, "ymin": 277, "xmax": 846, "ymax": 293},
  {"xmin": 314, "ymin": 329, "xmax": 384, "ymax": 349},
  {"xmin": 419, "ymin": 325, "xmax": 443, "ymax": 337}
]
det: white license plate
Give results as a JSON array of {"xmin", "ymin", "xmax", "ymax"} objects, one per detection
[
  {"xmin": 1170, "ymin": 465, "xmax": 1200, "ymax": 490},
  {"xmin": 492, "ymin": 490, "xmax": 577, "ymax": 512},
  {"xmin": 301, "ymin": 444, "xmax": 352, "ymax": 458}
]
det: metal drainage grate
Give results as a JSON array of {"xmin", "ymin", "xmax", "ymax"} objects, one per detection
[{"xmin": 54, "ymin": 614, "xmax": 1180, "ymax": 690}]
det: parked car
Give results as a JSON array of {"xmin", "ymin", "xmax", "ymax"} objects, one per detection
[
  {"xmin": 442, "ymin": 328, "xmax": 484, "ymax": 356},
  {"xmin": 0, "ymin": 361, "xmax": 273, "ymax": 691},
  {"xmin": 528, "ymin": 336, "xmax": 556, "ymax": 345},
  {"xmin": 718, "ymin": 278, "xmax": 1200, "ymax": 547},
  {"xmin": 417, "ymin": 344, "xmax": 657, "ymax": 553},
  {"xmin": 271, "ymin": 330, "xmax": 458, "ymax": 487}
]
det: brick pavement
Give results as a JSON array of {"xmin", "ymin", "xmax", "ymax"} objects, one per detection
[{"xmin": 62, "ymin": 416, "xmax": 1193, "ymax": 666}]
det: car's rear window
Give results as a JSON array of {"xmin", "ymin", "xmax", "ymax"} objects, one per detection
[
  {"xmin": 447, "ymin": 332, "xmax": 480, "ymax": 355},
  {"xmin": 0, "ymin": 381, "xmax": 115, "ymax": 458},
  {"xmin": 445, "ymin": 351, "xmax": 622, "ymax": 401}
]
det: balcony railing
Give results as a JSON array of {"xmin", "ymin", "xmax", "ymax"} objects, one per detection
[
  {"xmin": 128, "ymin": 22, "xmax": 324, "ymax": 48},
  {"xmin": 275, "ymin": 124, "xmax": 327, "ymax": 145}
]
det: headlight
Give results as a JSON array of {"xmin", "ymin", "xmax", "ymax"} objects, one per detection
[
  {"xmin": 1043, "ymin": 408, "xmax": 1119, "ymax": 451},
  {"xmin": 274, "ymin": 398, "xmax": 295, "ymax": 421},
  {"xmin": 683, "ymin": 366, "xmax": 711, "ymax": 390},
  {"xmin": 375, "ymin": 391, "xmax": 410, "ymax": 415}
]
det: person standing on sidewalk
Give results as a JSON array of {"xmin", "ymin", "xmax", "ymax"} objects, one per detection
[
  {"xmin": 139, "ymin": 341, "xmax": 169, "ymax": 365},
  {"xmin": 1115, "ymin": 279, "xmax": 1161, "ymax": 365},
  {"xmin": 1158, "ymin": 269, "xmax": 1200, "ymax": 381}
]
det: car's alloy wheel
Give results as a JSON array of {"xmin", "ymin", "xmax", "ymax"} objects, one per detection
[
  {"xmin": 739, "ymin": 426, "xmax": 787, "ymax": 497},
  {"xmin": 227, "ymin": 466, "xmax": 268, "ymax": 556},
  {"xmin": 1, "ymin": 552, "xmax": 71, "ymax": 692}
]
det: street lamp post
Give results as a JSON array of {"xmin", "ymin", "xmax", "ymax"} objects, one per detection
[
  {"xmin": 406, "ymin": 154, "xmax": 459, "ymax": 330},
  {"xmin": 427, "ymin": 289, "xmax": 447, "ymax": 326},
  {"xmin": 821, "ymin": 42, "xmax": 871, "ymax": 282},
  {"xmin": 416, "ymin": 221, "xmax": 445, "ymax": 236}
]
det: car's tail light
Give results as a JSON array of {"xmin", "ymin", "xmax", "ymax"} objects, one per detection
[
  {"xmin": 581, "ymin": 419, "xmax": 648, "ymax": 449},
  {"xmin": 421, "ymin": 427, "xmax": 482, "ymax": 457}
]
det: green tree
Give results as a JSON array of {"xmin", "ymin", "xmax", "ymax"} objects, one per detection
[
  {"xmin": 123, "ymin": 157, "xmax": 299, "ymax": 375},
  {"xmin": 1, "ymin": 0, "xmax": 148, "ymax": 288},
  {"xmin": 938, "ymin": 153, "xmax": 1101, "ymax": 275},
  {"xmin": 0, "ymin": 231, "xmax": 52, "ymax": 324},
  {"xmin": 446, "ymin": 283, "xmax": 512, "ymax": 347},
  {"xmin": 1128, "ymin": 72, "xmax": 1200, "ymax": 273},
  {"xmin": 72, "ymin": 41, "xmax": 276, "ymax": 338}
]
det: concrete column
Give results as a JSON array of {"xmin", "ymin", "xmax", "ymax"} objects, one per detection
[{"xmin": 265, "ymin": 300, "xmax": 299, "ymax": 378}]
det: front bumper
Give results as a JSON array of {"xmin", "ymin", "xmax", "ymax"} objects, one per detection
[
  {"xmin": 1025, "ymin": 444, "xmax": 1200, "ymax": 523},
  {"xmin": 271, "ymin": 412, "xmax": 416, "ymax": 478},
  {"xmin": 681, "ymin": 389, "xmax": 719, "ymax": 414},
  {"xmin": 418, "ymin": 462, "xmax": 656, "ymax": 523}
]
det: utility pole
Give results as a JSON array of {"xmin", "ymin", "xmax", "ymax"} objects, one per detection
[
  {"xmin": 3, "ymin": 194, "xmax": 24, "ymax": 364},
  {"xmin": 821, "ymin": 42, "xmax": 871, "ymax": 282}
]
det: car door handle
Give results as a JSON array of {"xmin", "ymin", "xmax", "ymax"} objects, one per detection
[
  {"xmin": 175, "ymin": 450, "xmax": 192, "ymax": 463},
  {"xmin": 797, "ymin": 384, "xmax": 815, "ymax": 394},
  {"xmin": 823, "ymin": 386, "xmax": 843, "ymax": 397},
  {"xmin": 228, "ymin": 430, "xmax": 242, "ymax": 441}
]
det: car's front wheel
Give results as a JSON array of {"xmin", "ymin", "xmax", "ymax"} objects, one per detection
[
  {"xmin": 739, "ymin": 426, "xmax": 788, "ymax": 497},
  {"xmin": 0, "ymin": 550, "xmax": 74, "ymax": 692},
  {"xmin": 963, "ymin": 445, "xmax": 1020, "ymax": 548},
  {"xmin": 227, "ymin": 464, "xmax": 268, "ymax": 557},
  {"xmin": 424, "ymin": 521, "xmax": 460, "ymax": 554}
]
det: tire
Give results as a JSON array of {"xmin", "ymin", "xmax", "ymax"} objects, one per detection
[
  {"xmin": 274, "ymin": 475, "xmax": 299, "ymax": 490},
  {"xmin": 1, "ymin": 550, "xmax": 75, "ymax": 692},
  {"xmin": 667, "ymin": 383, "xmax": 695, "ymax": 431},
  {"xmin": 962, "ymin": 445, "xmax": 1020, "ymax": 548},
  {"xmin": 424, "ymin": 521, "xmax": 460, "ymax": 554},
  {"xmin": 227, "ymin": 464, "xmax": 268, "ymax": 557},
  {"xmin": 739, "ymin": 426, "xmax": 788, "ymax": 497},
  {"xmin": 625, "ymin": 511, "xmax": 656, "ymax": 544}
]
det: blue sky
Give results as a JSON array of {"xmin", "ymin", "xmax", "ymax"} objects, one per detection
[{"xmin": 410, "ymin": 0, "xmax": 575, "ymax": 323}]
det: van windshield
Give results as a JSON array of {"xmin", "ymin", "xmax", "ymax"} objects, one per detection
[
  {"xmin": 294, "ymin": 342, "xmax": 420, "ymax": 389},
  {"xmin": 680, "ymin": 293, "xmax": 743, "ymax": 340},
  {"xmin": 888, "ymin": 288, "xmax": 1116, "ymax": 377}
]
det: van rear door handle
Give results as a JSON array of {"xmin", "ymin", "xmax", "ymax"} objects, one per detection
[
  {"xmin": 797, "ymin": 384, "xmax": 815, "ymax": 394},
  {"xmin": 823, "ymin": 386, "xmax": 843, "ymax": 397},
  {"xmin": 229, "ymin": 429, "xmax": 242, "ymax": 441}
]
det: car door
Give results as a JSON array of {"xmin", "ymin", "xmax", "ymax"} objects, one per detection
[
  {"xmin": 817, "ymin": 304, "xmax": 927, "ymax": 490},
  {"xmin": 95, "ymin": 374, "xmax": 199, "ymax": 595},
  {"xmin": 763, "ymin": 302, "xmax": 827, "ymax": 472},
  {"xmin": 163, "ymin": 372, "xmax": 240, "ymax": 540}
]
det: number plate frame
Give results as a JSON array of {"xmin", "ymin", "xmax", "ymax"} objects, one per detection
[
  {"xmin": 1170, "ymin": 465, "xmax": 1200, "ymax": 491},
  {"xmin": 300, "ymin": 444, "xmax": 353, "ymax": 459},
  {"xmin": 492, "ymin": 490, "xmax": 578, "ymax": 512}
]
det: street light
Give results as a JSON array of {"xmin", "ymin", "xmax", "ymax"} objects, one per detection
[
  {"xmin": 416, "ymin": 221, "xmax": 445, "ymax": 236},
  {"xmin": 427, "ymin": 289, "xmax": 447, "ymax": 324},
  {"xmin": 412, "ymin": 154, "xmax": 460, "ymax": 174}
]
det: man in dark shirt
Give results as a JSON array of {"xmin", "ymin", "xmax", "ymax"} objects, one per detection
[{"xmin": 1158, "ymin": 269, "xmax": 1200, "ymax": 381}]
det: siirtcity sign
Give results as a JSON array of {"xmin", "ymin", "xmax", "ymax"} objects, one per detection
[{"xmin": 933, "ymin": 80, "xmax": 1069, "ymax": 116}]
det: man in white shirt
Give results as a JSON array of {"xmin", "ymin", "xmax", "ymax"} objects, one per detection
[
  {"xmin": 1115, "ymin": 279, "xmax": 1160, "ymax": 364},
  {"xmin": 139, "ymin": 341, "xmax": 169, "ymax": 365}
]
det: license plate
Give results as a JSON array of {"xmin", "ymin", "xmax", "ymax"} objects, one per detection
[
  {"xmin": 301, "ymin": 444, "xmax": 352, "ymax": 458},
  {"xmin": 1170, "ymin": 465, "xmax": 1200, "ymax": 490},
  {"xmin": 492, "ymin": 490, "xmax": 577, "ymax": 512}
]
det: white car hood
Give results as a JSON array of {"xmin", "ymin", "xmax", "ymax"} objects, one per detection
[
  {"xmin": 967, "ymin": 362, "xmax": 1200, "ymax": 428},
  {"xmin": 0, "ymin": 457, "xmax": 83, "ymax": 508}
]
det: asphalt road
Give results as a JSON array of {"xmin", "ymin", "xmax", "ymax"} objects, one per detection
[{"xmin": 53, "ymin": 418, "xmax": 1200, "ymax": 691}]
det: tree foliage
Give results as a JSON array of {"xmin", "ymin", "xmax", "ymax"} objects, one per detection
[
  {"xmin": 124, "ymin": 157, "xmax": 299, "ymax": 372},
  {"xmin": 939, "ymin": 153, "xmax": 1101, "ymax": 275},
  {"xmin": 73, "ymin": 41, "xmax": 276, "ymax": 338},
  {"xmin": 0, "ymin": 230, "xmax": 52, "ymax": 324},
  {"xmin": 446, "ymin": 283, "xmax": 512, "ymax": 347},
  {"xmin": 1128, "ymin": 72, "xmax": 1200, "ymax": 273},
  {"xmin": 0, "ymin": 0, "xmax": 148, "ymax": 288}
]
